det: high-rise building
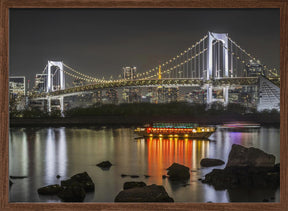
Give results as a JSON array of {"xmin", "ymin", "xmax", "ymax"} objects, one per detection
[
  {"xmin": 157, "ymin": 87, "xmax": 179, "ymax": 103},
  {"xmin": 9, "ymin": 76, "xmax": 26, "ymax": 111},
  {"xmin": 122, "ymin": 88, "xmax": 141, "ymax": 103},
  {"xmin": 105, "ymin": 89, "xmax": 118, "ymax": 104},
  {"xmin": 92, "ymin": 90, "xmax": 102, "ymax": 104},
  {"xmin": 122, "ymin": 66, "xmax": 136, "ymax": 80},
  {"xmin": 9, "ymin": 76, "xmax": 26, "ymax": 97},
  {"xmin": 34, "ymin": 74, "xmax": 47, "ymax": 93},
  {"xmin": 245, "ymin": 60, "xmax": 263, "ymax": 77}
]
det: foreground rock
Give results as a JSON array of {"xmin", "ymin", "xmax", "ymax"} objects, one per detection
[
  {"xmin": 38, "ymin": 184, "xmax": 63, "ymax": 195},
  {"xmin": 61, "ymin": 172, "xmax": 95, "ymax": 192},
  {"xmin": 57, "ymin": 185, "xmax": 86, "ymax": 202},
  {"xmin": 70, "ymin": 172, "xmax": 95, "ymax": 192},
  {"xmin": 226, "ymin": 144, "xmax": 275, "ymax": 168},
  {"xmin": 202, "ymin": 144, "xmax": 279, "ymax": 190},
  {"xmin": 166, "ymin": 163, "xmax": 190, "ymax": 181},
  {"xmin": 202, "ymin": 165, "xmax": 280, "ymax": 190},
  {"xmin": 57, "ymin": 172, "xmax": 94, "ymax": 201},
  {"xmin": 200, "ymin": 158, "xmax": 225, "ymax": 167},
  {"xmin": 114, "ymin": 184, "xmax": 174, "ymax": 202},
  {"xmin": 37, "ymin": 171, "xmax": 94, "ymax": 202},
  {"xmin": 96, "ymin": 161, "xmax": 112, "ymax": 169},
  {"xmin": 124, "ymin": 181, "xmax": 146, "ymax": 190}
]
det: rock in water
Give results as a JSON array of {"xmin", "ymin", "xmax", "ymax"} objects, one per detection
[
  {"xmin": 114, "ymin": 184, "xmax": 174, "ymax": 202},
  {"xmin": 200, "ymin": 158, "xmax": 225, "ymax": 167},
  {"xmin": 70, "ymin": 172, "xmax": 95, "ymax": 192},
  {"xmin": 226, "ymin": 144, "xmax": 275, "ymax": 168},
  {"xmin": 37, "ymin": 184, "xmax": 63, "ymax": 195},
  {"xmin": 202, "ymin": 166, "xmax": 280, "ymax": 190},
  {"xmin": 202, "ymin": 145, "xmax": 280, "ymax": 190},
  {"xmin": 57, "ymin": 185, "xmax": 86, "ymax": 202},
  {"xmin": 96, "ymin": 161, "xmax": 112, "ymax": 169},
  {"xmin": 166, "ymin": 163, "xmax": 190, "ymax": 181},
  {"xmin": 61, "ymin": 172, "xmax": 95, "ymax": 192},
  {"xmin": 123, "ymin": 182, "xmax": 146, "ymax": 190},
  {"xmin": 37, "ymin": 172, "xmax": 94, "ymax": 202}
]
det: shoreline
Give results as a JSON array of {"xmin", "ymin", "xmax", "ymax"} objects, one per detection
[{"xmin": 9, "ymin": 114, "xmax": 280, "ymax": 128}]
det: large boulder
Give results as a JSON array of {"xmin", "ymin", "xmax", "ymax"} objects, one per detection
[
  {"xmin": 37, "ymin": 172, "xmax": 95, "ymax": 202},
  {"xmin": 61, "ymin": 172, "xmax": 95, "ymax": 192},
  {"xmin": 57, "ymin": 185, "xmax": 86, "ymax": 202},
  {"xmin": 200, "ymin": 158, "xmax": 225, "ymax": 167},
  {"xmin": 114, "ymin": 184, "xmax": 174, "ymax": 202},
  {"xmin": 226, "ymin": 144, "xmax": 275, "ymax": 168},
  {"xmin": 37, "ymin": 184, "xmax": 63, "ymax": 195},
  {"xmin": 202, "ymin": 145, "xmax": 280, "ymax": 190},
  {"xmin": 70, "ymin": 172, "xmax": 95, "ymax": 192},
  {"xmin": 202, "ymin": 165, "xmax": 280, "ymax": 190},
  {"xmin": 166, "ymin": 163, "xmax": 190, "ymax": 181},
  {"xmin": 123, "ymin": 182, "xmax": 146, "ymax": 190}
]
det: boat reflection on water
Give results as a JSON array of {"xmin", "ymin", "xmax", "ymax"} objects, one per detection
[
  {"xmin": 219, "ymin": 121, "xmax": 261, "ymax": 132},
  {"xmin": 141, "ymin": 137, "xmax": 211, "ymax": 184}
]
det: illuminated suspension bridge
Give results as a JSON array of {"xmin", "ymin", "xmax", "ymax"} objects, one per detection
[{"xmin": 30, "ymin": 32, "xmax": 280, "ymax": 115}]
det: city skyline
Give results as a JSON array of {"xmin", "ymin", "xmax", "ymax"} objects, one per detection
[{"xmin": 10, "ymin": 9, "xmax": 279, "ymax": 87}]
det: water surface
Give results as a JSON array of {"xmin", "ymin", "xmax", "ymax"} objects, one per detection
[{"xmin": 9, "ymin": 126, "xmax": 280, "ymax": 202}]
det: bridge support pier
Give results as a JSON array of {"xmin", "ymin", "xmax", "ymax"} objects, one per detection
[
  {"xmin": 59, "ymin": 96, "xmax": 64, "ymax": 117},
  {"xmin": 205, "ymin": 84, "xmax": 229, "ymax": 106},
  {"xmin": 206, "ymin": 84, "xmax": 213, "ymax": 104},
  {"xmin": 47, "ymin": 96, "xmax": 51, "ymax": 113},
  {"xmin": 223, "ymin": 85, "xmax": 229, "ymax": 106}
]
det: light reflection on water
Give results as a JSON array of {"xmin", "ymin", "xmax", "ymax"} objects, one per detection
[{"xmin": 9, "ymin": 126, "xmax": 280, "ymax": 203}]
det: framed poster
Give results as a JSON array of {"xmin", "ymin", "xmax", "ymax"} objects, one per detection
[{"xmin": 1, "ymin": 0, "xmax": 287, "ymax": 210}]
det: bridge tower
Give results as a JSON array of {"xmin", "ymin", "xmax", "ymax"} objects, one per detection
[
  {"xmin": 205, "ymin": 32, "xmax": 230, "ymax": 106},
  {"xmin": 206, "ymin": 32, "xmax": 229, "ymax": 80},
  {"xmin": 45, "ymin": 61, "xmax": 65, "ymax": 115},
  {"xmin": 47, "ymin": 61, "xmax": 65, "ymax": 93}
]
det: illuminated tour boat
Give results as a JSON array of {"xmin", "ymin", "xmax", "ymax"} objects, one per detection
[{"xmin": 134, "ymin": 122, "xmax": 216, "ymax": 139}]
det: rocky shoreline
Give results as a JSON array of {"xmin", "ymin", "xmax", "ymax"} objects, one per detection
[
  {"xmin": 27, "ymin": 144, "xmax": 280, "ymax": 203},
  {"xmin": 35, "ymin": 162, "xmax": 193, "ymax": 202}
]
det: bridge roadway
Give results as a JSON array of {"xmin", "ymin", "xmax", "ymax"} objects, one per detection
[{"xmin": 30, "ymin": 77, "xmax": 279, "ymax": 100}]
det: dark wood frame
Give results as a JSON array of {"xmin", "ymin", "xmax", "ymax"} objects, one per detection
[{"xmin": 1, "ymin": 0, "xmax": 287, "ymax": 210}]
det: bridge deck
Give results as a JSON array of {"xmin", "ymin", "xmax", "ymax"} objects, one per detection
[{"xmin": 31, "ymin": 77, "xmax": 279, "ymax": 99}]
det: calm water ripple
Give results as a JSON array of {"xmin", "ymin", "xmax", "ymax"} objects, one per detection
[{"xmin": 9, "ymin": 126, "xmax": 280, "ymax": 203}]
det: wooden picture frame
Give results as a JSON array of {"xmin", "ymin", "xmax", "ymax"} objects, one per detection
[{"xmin": 1, "ymin": 0, "xmax": 287, "ymax": 210}]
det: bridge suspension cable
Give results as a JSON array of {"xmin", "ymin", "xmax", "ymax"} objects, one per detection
[
  {"xmin": 42, "ymin": 64, "xmax": 48, "ymax": 74},
  {"xmin": 63, "ymin": 63, "xmax": 107, "ymax": 83},
  {"xmin": 140, "ymin": 40, "xmax": 222, "ymax": 80},
  {"xmin": 228, "ymin": 37, "xmax": 279, "ymax": 77},
  {"xmin": 134, "ymin": 35, "xmax": 208, "ymax": 80},
  {"xmin": 63, "ymin": 69, "xmax": 96, "ymax": 82},
  {"xmin": 158, "ymin": 39, "xmax": 221, "ymax": 79}
]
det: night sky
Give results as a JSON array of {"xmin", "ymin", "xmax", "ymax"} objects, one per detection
[{"xmin": 9, "ymin": 9, "xmax": 279, "ymax": 88}]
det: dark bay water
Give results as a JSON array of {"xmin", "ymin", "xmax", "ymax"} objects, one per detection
[{"xmin": 9, "ymin": 126, "xmax": 280, "ymax": 203}]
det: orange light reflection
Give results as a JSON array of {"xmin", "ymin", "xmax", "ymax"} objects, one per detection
[{"xmin": 147, "ymin": 138, "xmax": 210, "ymax": 184}]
